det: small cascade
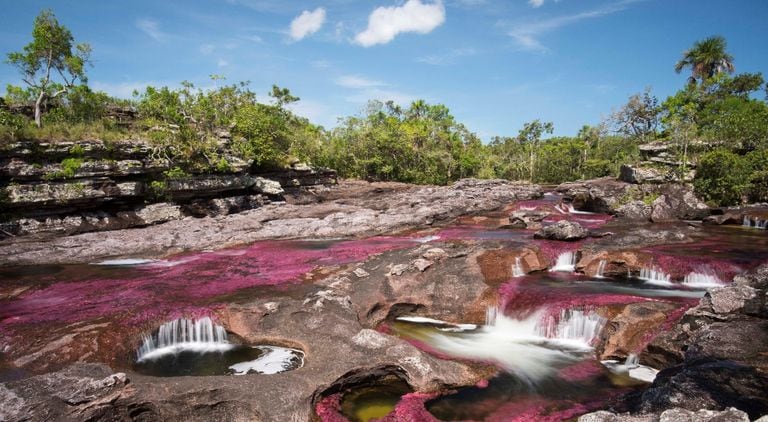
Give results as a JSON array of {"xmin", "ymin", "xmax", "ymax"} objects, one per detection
[
  {"xmin": 137, "ymin": 317, "xmax": 232, "ymax": 362},
  {"xmin": 682, "ymin": 272, "xmax": 724, "ymax": 289},
  {"xmin": 595, "ymin": 260, "xmax": 607, "ymax": 279},
  {"xmin": 602, "ymin": 353, "xmax": 659, "ymax": 384},
  {"xmin": 743, "ymin": 216, "xmax": 768, "ymax": 230},
  {"xmin": 637, "ymin": 267, "xmax": 673, "ymax": 286},
  {"xmin": 550, "ymin": 251, "xmax": 577, "ymax": 272},
  {"xmin": 535, "ymin": 309, "xmax": 606, "ymax": 346},
  {"xmin": 512, "ymin": 257, "xmax": 525, "ymax": 277},
  {"xmin": 396, "ymin": 307, "xmax": 606, "ymax": 384},
  {"xmin": 625, "ymin": 354, "xmax": 639, "ymax": 367}
]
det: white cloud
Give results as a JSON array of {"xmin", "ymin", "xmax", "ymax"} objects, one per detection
[
  {"xmin": 335, "ymin": 75, "xmax": 386, "ymax": 89},
  {"xmin": 217, "ymin": 58, "xmax": 230, "ymax": 67},
  {"xmin": 334, "ymin": 74, "xmax": 415, "ymax": 105},
  {"xmin": 508, "ymin": 0, "xmax": 641, "ymax": 52},
  {"xmin": 287, "ymin": 99, "xmax": 337, "ymax": 128},
  {"xmin": 528, "ymin": 0, "xmax": 545, "ymax": 7},
  {"xmin": 354, "ymin": 0, "xmax": 446, "ymax": 47},
  {"xmin": 136, "ymin": 19, "xmax": 167, "ymax": 42},
  {"xmin": 200, "ymin": 44, "xmax": 215, "ymax": 55},
  {"xmin": 311, "ymin": 60, "xmax": 332, "ymax": 69},
  {"xmin": 416, "ymin": 47, "xmax": 477, "ymax": 65},
  {"xmin": 289, "ymin": 8, "xmax": 326, "ymax": 41}
]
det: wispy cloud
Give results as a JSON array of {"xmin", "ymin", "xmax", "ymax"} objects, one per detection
[
  {"xmin": 416, "ymin": 47, "xmax": 477, "ymax": 65},
  {"xmin": 289, "ymin": 8, "xmax": 326, "ymax": 41},
  {"xmin": 335, "ymin": 75, "xmax": 386, "ymax": 89},
  {"xmin": 200, "ymin": 44, "xmax": 215, "ymax": 55},
  {"xmin": 354, "ymin": 0, "xmax": 446, "ymax": 47},
  {"xmin": 92, "ymin": 80, "xmax": 165, "ymax": 98},
  {"xmin": 334, "ymin": 75, "xmax": 415, "ymax": 105},
  {"xmin": 507, "ymin": 0, "xmax": 642, "ymax": 52},
  {"xmin": 217, "ymin": 58, "xmax": 230, "ymax": 67},
  {"xmin": 136, "ymin": 18, "xmax": 167, "ymax": 42}
]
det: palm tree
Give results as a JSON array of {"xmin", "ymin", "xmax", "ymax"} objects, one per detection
[{"xmin": 674, "ymin": 36, "xmax": 735, "ymax": 84}]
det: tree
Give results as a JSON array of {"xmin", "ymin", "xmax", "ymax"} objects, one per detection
[
  {"xmin": 674, "ymin": 36, "xmax": 734, "ymax": 85},
  {"xmin": 517, "ymin": 120, "xmax": 554, "ymax": 181},
  {"xmin": 610, "ymin": 88, "xmax": 659, "ymax": 143},
  {"xmin": 6, "ymin": 10, "xmax": 91, "ymax": 128}
]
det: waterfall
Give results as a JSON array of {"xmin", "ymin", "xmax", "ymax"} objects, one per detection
[
  {"xmin": 403, "ymin": 307, "xmax": 606, "ymax": 384},
  {"xmin": 595, "ymin": 260, "xmax": 607, "ymax": 279},
  {"xmin": 601, "ymin": 353, "xmax": 658, "ymax": 383},
  {"xmin": 512, "ymin": 257, "xmax": 525, "ymax": 277},
  {"xmin": 638, "ymin": 267, "xmax": 673, "ymax": 286},
  {"xmin": 535, "ymin": 309, "xmax": 606, "ymax": 346},
  {"xmin": 682, "ymin": 272, "xmax": 724, "ymax": 289},
  {"xmin": 550, "ymin": 251, "xmax": 577, "ymax": 272},
  {"xmin": 625, "ymin": 354, "xmax": 639, "ymax": 367},
  {"xmin": 137, "ymin": 317, "xmax": 233, "ymax": 362},
  {"xmin": 743, "ymin": 216, "xmax": 768, "ymax": 230}
]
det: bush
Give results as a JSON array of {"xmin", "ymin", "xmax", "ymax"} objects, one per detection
[{"xmin": 694, "ymin": 149, "xmax": 751, "ymax": 206}]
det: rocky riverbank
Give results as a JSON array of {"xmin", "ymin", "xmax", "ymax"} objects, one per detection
[
  {"xmin": 0, "ymin": 140, "xmax": 337, "ymax": 237},
  {"xmin": 0, "ymin": 178, "xmax": 541, "ymax": 266},
  {"xmin": 1, "ymin": 175, "xmax": 767, "ymax": 422}
]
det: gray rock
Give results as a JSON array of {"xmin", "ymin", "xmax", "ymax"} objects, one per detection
[
  {"xmin": 253, "ymin": 177, "xmax": 284, "ymax": 196},
  {"xmin": 413, "ymin": 258, "xmax": 433, "ymax": 272},
  {"xmin": 617, "ymin": 200, "xmax": 652, "ymax": 221},
  {"xmin": 534, "ymin": 220, "xmax": 589, "ymax": 241},
  {"xmin": 620, "ymin": 165, "xmax": 667, "ymax": 184},
  {"xmin": 133, "ymin": 203, "xmax": 183, "ymax": 225}
]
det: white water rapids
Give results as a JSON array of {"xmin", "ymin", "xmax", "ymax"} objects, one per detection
[{"xmin": 397, "ymin": 307, "xmax": 606, "ymax": 384}]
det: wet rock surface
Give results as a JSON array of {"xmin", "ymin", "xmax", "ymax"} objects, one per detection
[
  {"xmin": 534, "ymin": 220, "xmax": 590, "ymax": 241},
  {"xmin": 556, "ymin": 178, "xmax": 709, "ymax": 221},
  {"xmin": 0, "ymin": 179, "xmax": 542, "ymax": 266},
  {"xmin": 608, "ymin": 264, "xmax": 768, "ymax": 420}
]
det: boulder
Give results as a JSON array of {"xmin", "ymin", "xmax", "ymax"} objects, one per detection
[
  {"xmin": 620, "ymin": 165, "xmax": 667, "ymax": 184},
  {"xmin": 253, "ymin": 177, "xmax": 284, "ymax": 196},
  {"xmin": 534, "ymin": 220, "xmax": 589, "ymax": 241},
  {"xmin": 628, "ymin": 359, "xmax": 768, "ymax": 420}
]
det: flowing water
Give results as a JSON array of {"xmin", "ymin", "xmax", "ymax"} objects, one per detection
[{"xmin": 550, "ymin": 251, "xmax": 578, "ymax": 272}]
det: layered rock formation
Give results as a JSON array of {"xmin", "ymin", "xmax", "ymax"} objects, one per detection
[{"xmin": 0, "ymin": 140, "xmax": 336, "ymax": 237}]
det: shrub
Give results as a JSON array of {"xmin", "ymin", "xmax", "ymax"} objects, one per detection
[{"xmin": 693, "ymin": 149, "xmax": 751, "ymax": 206}]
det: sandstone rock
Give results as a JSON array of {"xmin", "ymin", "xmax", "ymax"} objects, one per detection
[
  {"xmin": 388, "ymin": 264, "xmax": 409, "ymax": 276},
  {"xmin": 629, "ymin": 359, "xmax": 768, "ymax": 419},
  {"xmin": 702, "ymin": 212, "xmax": 742, "ymax": 226},
  {"xmin": 620, "ymin": 165, "xmax": 667, "ymax": 184},
  {"xmin": 353, "ymin": 268, "xmax": 370, "ymax": 278},
  {"xmin": 133, "ymin": 203, "xmax": 183, "ymax": 225},
  {"xmin": 413, "ymin": 258, "xmax": 433, "ymax": 272},
  {"xmin": 650, "ymin": 196, "xmax": 676, "ymax": 222},
  {"xmin": 616, "ymin": 201, "xmax": 652, "ymax": 221},
  {"xmin": 599, "ymin": 302, "xmax": 679, "ymax": 360},
  {"xmin": 253, "ymin": 177, "xmax": 284, "ymax": 196},
  {"xmin": 422, "ymin": 248, "xmax": 447, "ymax": 261},
  {"xmin": 534, "ymin": 220, "xmax": 589, "ymax": 241},
  {"xmin": 578, "ymin": 408, "xmax": 750, "ymax": 422}
]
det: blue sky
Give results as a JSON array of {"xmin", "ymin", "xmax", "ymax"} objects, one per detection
[{"xmin": 1, "ymin": 0, "xmax": 767, "ymax": 138}]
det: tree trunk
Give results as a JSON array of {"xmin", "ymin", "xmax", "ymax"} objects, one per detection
[{"xmin": 34, "ymin": 90, "xmax": 45, "ymax": 128}]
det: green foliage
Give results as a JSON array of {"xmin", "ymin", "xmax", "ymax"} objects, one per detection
[
  {"xmin": 163, "ymin": 166, "xmax": 189, "ymax": 179},
  {"xmin": 674, "ymin": 36, "xmax": 734, "ymax": 84},
  {"xmin": 0, "ymin": 107, "xmax": 28, "ymax": 142},
  {"xmin": 148, "ymin": 180, "xmax": 169, "ymax": 201},
  {"xmin": 318, "ymin": 100, "xmax": 484, "ymax": 185},
  {"xmin": 6, "ymin": 9, "xmax": 91, "ymax": 127},
  {"xmin": 694, "ymin": 149, "xmax": 751, "ymax": 206},
  {"xmin": 60, "ymin": 157, "xmax": 82, "ymax": 178},
  {"xmin": 610, "ymin": 88, "xmax": 660, "ymax": 142}
]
